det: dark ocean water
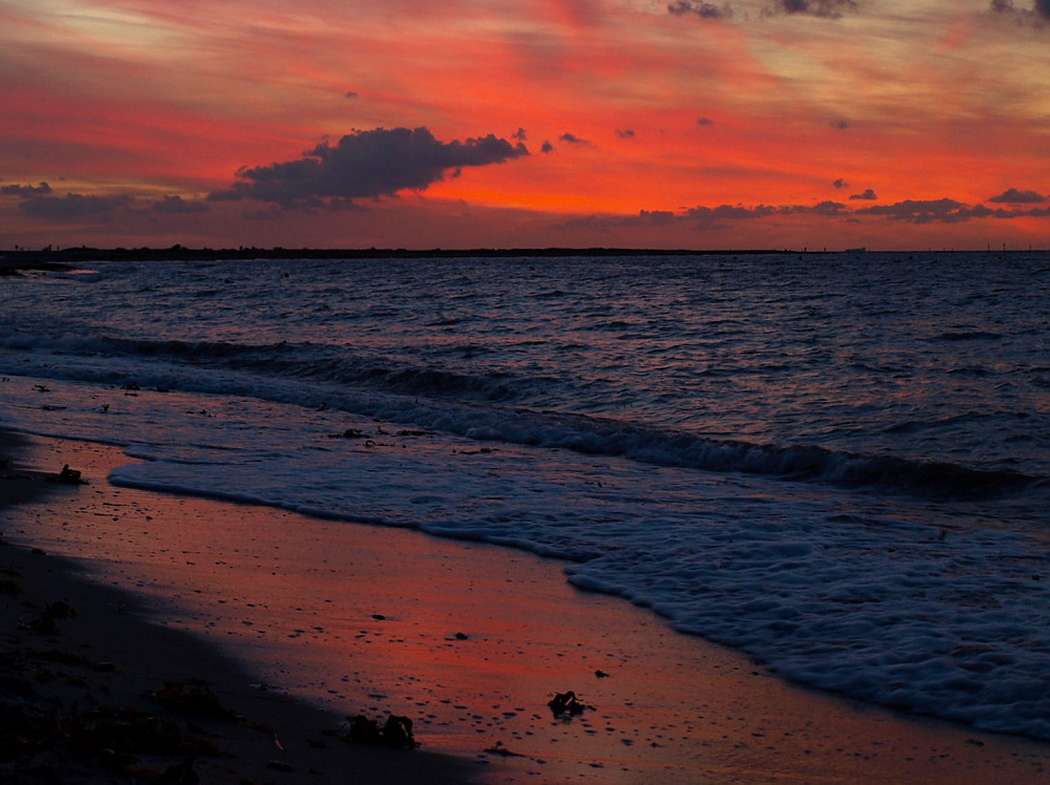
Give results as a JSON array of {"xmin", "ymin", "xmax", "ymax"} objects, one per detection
[{"xmin": 1, "ymin": 251, "xmax": 1048, "ymax": 738}]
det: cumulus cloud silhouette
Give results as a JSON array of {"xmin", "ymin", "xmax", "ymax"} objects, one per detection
[
  {"xmin": 767, "ymin": 0, "xmax": 858, "ymax": 17},
  {"xmin": 668, "ymin": 1, "xmax": 732, "ymax": 19},
  {"xmin": 989, "ymin": 0, "xmax": 1050, "ymax": 24},
  {"xmin": 854, "ymin": 198, "xmax": 970, "ymax": 223},
  {"xmin": 211, "ymin": 127, "xmax": 528, "ymax": 204},
  {"xmin": 849, "ymin": 189, "xmax": 878, "ymax": 200},
  {"xmin": 988, "ymin": 187, "xmax": 1046, "ymax": 203},
  {"xmin": 567, "ymin": 193, "xmax": 1050, "ymax": 233},
  {"xmin": 1, "ymin": 182, "xmax": 52, "ymax": 198},
  {"xmin": 619, "ymin": 201, "xmax": 847, "ymax": 228}
]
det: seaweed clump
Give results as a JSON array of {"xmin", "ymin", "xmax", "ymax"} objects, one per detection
[{"xmin": 342, "ymin": 713, "xmax": 417, "ymax": 748}]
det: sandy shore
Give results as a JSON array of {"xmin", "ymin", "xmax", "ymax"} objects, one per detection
[
  {"xmin": 0, "ymin": 432, "xmax": 474, "ymax": 784},
  {"xmin": 4, "ymin": 432, "xmax": 1050, "ymax": 784}
]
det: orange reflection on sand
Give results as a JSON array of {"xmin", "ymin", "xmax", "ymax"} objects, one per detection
[{"xmin": 13, "ymin": 437, "xmax": 1050, "ymax": 784}]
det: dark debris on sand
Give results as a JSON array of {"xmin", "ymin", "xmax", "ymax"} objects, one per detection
[
  {"xmin": 547, "ymin": 690, "xmax": 594, "ymax": 719},
  {"xmin": 339, "ymin": 713, "xmax": 417, "ymax": 749}
]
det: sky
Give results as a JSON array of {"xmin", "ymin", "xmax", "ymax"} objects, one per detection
[{"xmin": 3, "ymin": 0, "xmax": 1050, "ymax": 251}]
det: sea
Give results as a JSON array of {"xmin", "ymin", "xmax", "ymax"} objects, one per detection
[{"xmin": 1, "ymin": 250, "xmax": 1048, "ymax": 740}]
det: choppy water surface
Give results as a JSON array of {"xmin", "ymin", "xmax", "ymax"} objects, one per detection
[{"xmin": 1, "ymin": 251, "xmax": 1048, "ymax": 738}]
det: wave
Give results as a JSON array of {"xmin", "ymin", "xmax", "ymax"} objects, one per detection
[
  {"xmin": 1, "ymin": 332, "xmax": 1042, "ymax": 502},
  {"xmin": 0, "ymin": 333, "xmax": 524, "ymax": 404},
  {"xmin": 467, "ymin": 410, "xmax": 1041, "ymax": 502}
]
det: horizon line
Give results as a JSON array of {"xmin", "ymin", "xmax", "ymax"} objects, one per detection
[{"xmin": 2, "ymin": 245, "xmax": 1045, "ymax": 264}]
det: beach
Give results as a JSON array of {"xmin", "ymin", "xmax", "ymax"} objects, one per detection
[
  {"xmin": 3, "ymin": 431, "xmax": 1050, "ymax": 784},
  {"xmin": 0, "ymin": 431, "xmax": 474, "ymax": 784}
]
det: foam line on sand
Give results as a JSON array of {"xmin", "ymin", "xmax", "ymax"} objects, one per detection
[{"xmin": 5, "ymin": 433, "xmax": 1050, "ymax": 784}]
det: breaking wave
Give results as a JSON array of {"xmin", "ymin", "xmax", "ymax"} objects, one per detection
[{"xmin": 0, "ymin": 332, "xmax": 1039, "ymax": 502}]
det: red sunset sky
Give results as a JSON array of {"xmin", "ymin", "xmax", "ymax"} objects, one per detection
[{"xmin": 3, "ymin": 0, "xmax": 1050, "ymax": 251}]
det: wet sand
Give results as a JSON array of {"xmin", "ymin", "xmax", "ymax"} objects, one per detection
[
  {"xmin": 5, "ymin": 433, "xmax": 1050, "ymax": 784},
  {"xmin": 0, "ymin": 432, "xmax": 473, "ymax": 784}
]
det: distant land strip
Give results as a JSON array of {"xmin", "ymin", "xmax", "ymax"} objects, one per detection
[{"xmin": 0, "ymin": 245, "xmax": 802, "ymax": 268}]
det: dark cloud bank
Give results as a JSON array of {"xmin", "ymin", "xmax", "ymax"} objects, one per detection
[
  {"xmin": 770, "ymin": 0, "xmax": 857, "ymax": 17},
  {"xmin": 668, "ymin": 1, "xmax": 732, "ymax": 19},
  {"xmin": 989, "ymin": 188, "xmax": 1046, "ymax": 203},
  {"xmin": 1, "ymin": 182, "xmax": 52, "ymax": 198},
  {"xmin": 668, "ymin": 0, "xmax": 858, "ymax": 19},
  {"xmin": 670, "ymin": 0, "xmax": 1050, "ymax": 25},
  {"xmin": 211, "ymin": 127, "xmax": 528, "ymax": 205},
  {"xmin": 989, "ymin": 0, "xmax": 1050, "ymax": 23},
  {"xmin": 578, "ymin": 191, "xmax": 1050, "ymax": 230}
]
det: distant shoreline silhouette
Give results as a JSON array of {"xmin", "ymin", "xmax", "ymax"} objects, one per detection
[
  {"xmin": 1, "ymin": 246, "xmax": 1042, "ymax": 270},
  {"xmin": 1, "ymin": 245, "xmax": 794, "ymax": 267}
]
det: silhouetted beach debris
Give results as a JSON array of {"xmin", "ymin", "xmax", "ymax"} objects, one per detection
[
  {"xmin": 594, "ymin": 669, "xmax": 610, "ymax": 678},
  {"xmin": 484, "ymin": 741, "xmax": 525, "ymax": 757},
  {"xmin": 342, "ymin": 713, "xmax": 417, "ymax": 748},
  {"xmin": 1, "ymin": 459, "xmax": 86, "ymax": 486},
  {"xmin": 148, "ymin": 678, "xmax": 244, "ymax": 722},
  {"xmin": 51, "ymin": 464, "xmax": 85, "ymax": 485},
  {"xmin": 453, "ymin": 632, "xmax": 469, "ymax": 640},
  {"xmin": 547, "ymin": 690, "xmax": 593, "ymax": 719},
  {"xmin": 332, "ymin": 428, "xmax": 365, "ymax": 439}
]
